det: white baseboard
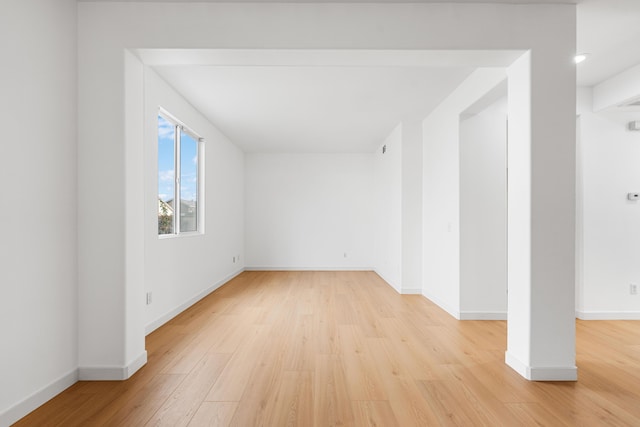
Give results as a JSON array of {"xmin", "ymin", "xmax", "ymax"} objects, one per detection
[
  {"xmin": 373, "ymin": 270, "xmax": 400, "ymax": 293},
  {"xmin": 127, "ymin": 351, "xmax": 148, "ymax": 378},
  {"xmin": 421, "ymin": 291, "xmax": 460, "ymax": 320},
  {"xmin": 0, "ymin": 368, "xmax": 78, "ymax": 427},
  {"xmin": 576, "ymin": 310, "xmax": 640, "ymax": 320},
  {"xmin": 372, "ymin": 271, "xmax": 420, "ymax": 295},
  {"xmin": 145, "ymin": 268, "xmax": 244, "ymax": 335},
  {"xmin": 505, "ymin": 351, "xmax": 577, "ymax": 381},
  {"xmin": 244, "ymin": 266, "xmax": 373, "ymax": 271},
  {"xmin": 78, "ymin": 351, "xmax": 148, "ymax": 381},
  {"xmin": 459, "ymin": 311, "xmax": 507, "ymax": 320},
  {"xmin": 78, "ymin": 366, "xmax": 125, "ymax": 381}
]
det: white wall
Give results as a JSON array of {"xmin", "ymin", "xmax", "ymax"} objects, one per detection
[
  {"xmin": 78, "ymin": 1, "xmax": 577, "ymax": 382},
  {"xmin": 0, "ymin": 0, "xmax": 78, "ymax": 424},
  {"xmin": 422, "ymin": 69, "xmax": 507, "ymax": 318},
  {"xmin": 577, "ymin": 96, "xmax": 640, "ymax": 319},
  {"xmin": 245, "ymin": 153, "xmax": 373, "ymax": 270},
  {"xmin": 144, "ymin": 68, "xmax": 245, "ymax": 333},
  {"xmin": 373, "ymin": 125, "xmax": 403, "ymax": 290},
  {"xmin": 401, "ymin": 121, "xmax": 424, "ymax": 294},
  {"xmin": 506, "ymin": 48, "xmax": 577, "ymax": 380},
  {"xmin": 459, "ymin": 97, "xmax": 508, "ymax": 319},
  {"xmin": 0, "ymin": 1, "xmax": 583, "ymax": 422}
]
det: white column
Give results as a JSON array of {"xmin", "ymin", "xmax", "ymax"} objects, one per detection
[
  {"xmin": 78, "ymin": 46, "xmax": 147, "ymax": 380},
  {"xmin": 505, "ymin": 50, "xmax": 577, "ymax": 380},
  {"xmin": 124, "ymin": 51, "xmax": 148, "ymax": 375}
]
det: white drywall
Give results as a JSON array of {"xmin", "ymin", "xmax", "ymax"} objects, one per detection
[
  {"xmin": 401, "ymin": 121, "xmax": 424, "ymax": 294},
  {"xmin": 78, "ymin": 14, "xmax": 126, "ymax": 377},
  {"xmin": 506, "ymin": 47, "xmax": 577, "ymax": 380},
  {"xmin": 577, "ymin": 92, "xmax": 640, "ymax": 319},
  {"xmin": 144, "ymin": 68, "xmax": 245, "ymax": 333},
  {"xmin": 0, "ymin": 0, "xmax": 78, "ymax": 424},
  {"xmin": 422, "ymin": 69, "xmax": 507, "ymax": 318},
  {"xmin": 78, "ymin": 1, "xmax": 577, "ymax": 382},
  {"xmin": 124, "ymin": 50, "xmax": 148, "ymax": 380},
  {"xmin": 459, "ymin": 97, "xmax": 508, "ymax": 319},
  {"xmin": 245, "ymin": 153, "xmax": 373, "ymax": 270},
  {"xmin": 373, "ymin": 125, "xmax": 403, "ymax": 290}
]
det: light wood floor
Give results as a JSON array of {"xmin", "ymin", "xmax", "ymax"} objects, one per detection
[{"xmin": 14, "ymin": 271, "xmax": 640, "ymax": 426}]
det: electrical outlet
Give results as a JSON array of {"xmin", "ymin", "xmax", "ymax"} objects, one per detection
[
  {"xmin": 631, "ymin": 284, "xmax": 638, "ymax": 295},
  {"xmin": 233, "ymin": 256, "xmax": 236, "ymax": 263},
  {"xmin": 146, "ymin": 292, "xmax": 152, "ymax": 305}
]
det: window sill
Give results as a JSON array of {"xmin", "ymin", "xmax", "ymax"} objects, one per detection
[{"xmin": 158, "ymin": 231, "xmax": 203, "ymax": 240}]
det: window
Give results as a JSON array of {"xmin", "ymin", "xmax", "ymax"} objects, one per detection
[{"xmin": 158, "ymin": 111, "xmax": 202, "ymax": 236}]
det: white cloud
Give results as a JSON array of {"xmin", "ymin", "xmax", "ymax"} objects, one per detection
[
  {"xmin": 159, "ymin": 170, "xmax": 174, "ymax": 182},
  {"xmin": 158, "ymin": 118, "xmax": 175, "ymax": 139},
  {"xmin": 180, "ymin": 172, "xmax": 197, "ymax": 183}
]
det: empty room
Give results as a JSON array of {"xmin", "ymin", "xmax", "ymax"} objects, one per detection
[{"xmin": 2, "ymin": 0, "xmax": 640, "ymax": 426}]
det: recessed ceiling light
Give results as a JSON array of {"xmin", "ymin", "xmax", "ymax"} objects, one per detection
[{"xmin": 574, "ymin": 53, "xmax": 590, "ymax": 64}]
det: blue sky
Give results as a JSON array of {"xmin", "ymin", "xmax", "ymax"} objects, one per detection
[
  {"xmin": 158, "ymin": 115, "xmax": 197, "ymax": 203},
  {"xmin": 180, "ymin": 132, "xmax": 198, "ymax": 203}
]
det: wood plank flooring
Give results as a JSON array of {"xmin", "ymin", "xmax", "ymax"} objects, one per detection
[{"xmin": 14, "ymin": 271, "xmax": 640, "ymax": 426}]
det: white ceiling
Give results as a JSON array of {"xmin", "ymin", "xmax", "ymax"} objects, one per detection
[
  {"xmin": 155, "ymin": 65, "xmax": 474, "ymax": 153},
  {"xmin": 148, "ymin": 49, "xmax": 519, "ymax": 153},
  {"xmin": 576, "ymin": 0, "xmax": 640, "ymax": 86},
  {"xmin": 138, "ymin": 0, "xmax": 639, "ymax": 153}
]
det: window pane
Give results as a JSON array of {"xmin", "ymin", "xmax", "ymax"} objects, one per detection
[
  {"xmin": 158, "ymin": 115, "xmax": 175, "ymax": 235},
  {"xmin": 180, "ymin": 130, "xmax": 198, "ymax": 232}
]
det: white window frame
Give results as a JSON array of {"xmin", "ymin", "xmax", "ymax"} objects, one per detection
[{"xmin": 158, "ymin": 108, "xmax": 205, "ymax": 238}]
